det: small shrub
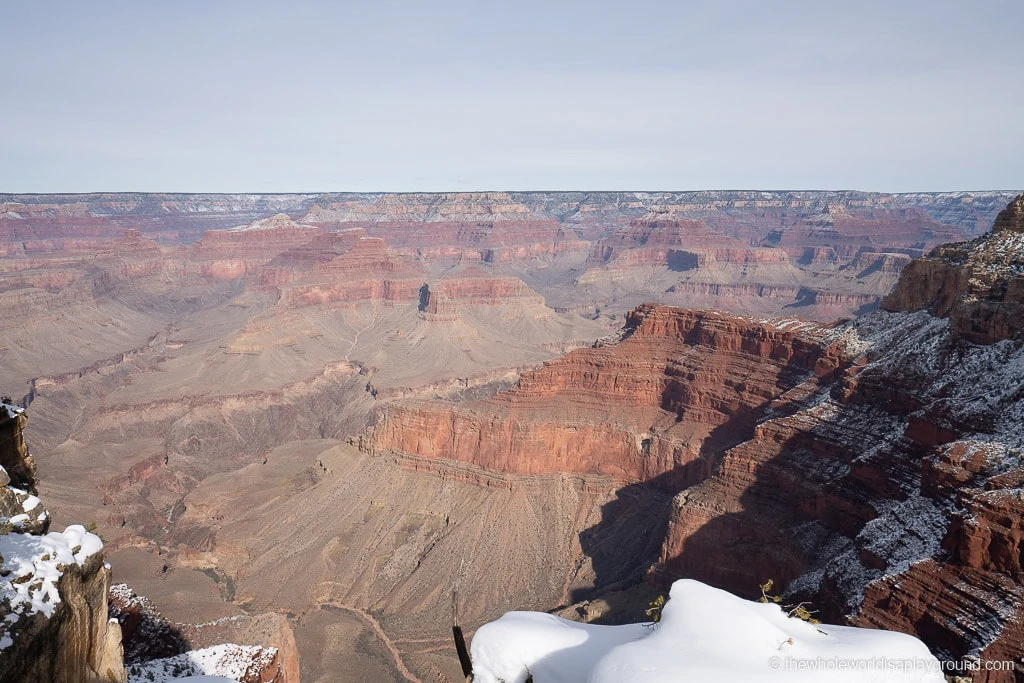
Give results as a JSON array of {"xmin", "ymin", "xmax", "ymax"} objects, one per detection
[
  {"xmin": 645, "ymin": 594, "xmax": 666, "ymax": 623},
  {"xmin": 759, "ymin": 578, "xmax": 820, "ymax": 625}
]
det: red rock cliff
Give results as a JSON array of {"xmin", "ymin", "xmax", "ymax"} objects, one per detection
[
  {"xmin": 882, "ymin": 194, "xmax": 1024, "ymax": 344},
  {"xmin": 364, "ymin": 305, "xmax": 849, "ymax": 484},
  {"xmin": 362, "ymin": 198, "xmax": 1024, "ymax": 679}
]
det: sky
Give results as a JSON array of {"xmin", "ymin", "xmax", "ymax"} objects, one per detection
[{"xmin": 2, "ymin": 0, "xmax": 1022, "ymax": 193}]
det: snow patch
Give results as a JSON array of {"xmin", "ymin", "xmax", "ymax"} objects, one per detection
[
  {"xmin": 472, "ymin": 580, "xmax": 943, "ymax": 683},
  {"xmin": 471, "ymin": 612, "xmax": 647, "ymax": 683},
  {"xmin": 857, "ymin": 495, "xmax": 949, "ymax": 577},
  {"xmin": 0, "ymin": 524, "xmax": 105, "ymax": 645},
  {"xmin": 0, "ymin": 403, "xmax": 23, "ymax": 420},
  {"xmin": 126, "ymin": 643, "xmax": 274, "ymax": 683}
]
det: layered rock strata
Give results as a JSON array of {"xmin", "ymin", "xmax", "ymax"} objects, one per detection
[
  {"xmin": 364, "ymin": 196, "xmax": 1024, "ymax": 679},
  {"xmin": 0, "ymin": 402, "xmax": 126, "ymax": 683},
  {"xmin": 882, "ymin": 194, "xmax": 1024, "ymax": 344},
  {"xmin": 364, "ymin": 304, "xmax": 851, "ymax": 485}
]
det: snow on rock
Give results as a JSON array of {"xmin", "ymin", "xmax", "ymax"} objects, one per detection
[
  {"xmin": 0, "ymin": 403, "xmax": 23, "ymax": 420},
  {"xmin": 856, "ymin": 494, "xmax": 949, "ymax": 577},
  {"xmin": 471, "ymin": 612, "xmax": 648, "ymax": 683},
  {"xmin": 0, "ymin": 485, "xmax": 49, "ymax": 534},
  {"xmin": 126, "ymin": 643, "xmax": 275, "ymax": 683},
  {"xmin": 0, "ymin": 524, "xmax": 104, "ymax": 632},
  {"xmin": 472, "ymin": 580, "xmax": 944, "ymax": 683}
]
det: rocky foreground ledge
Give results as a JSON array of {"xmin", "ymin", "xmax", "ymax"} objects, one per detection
[
  {"xmin": 1, "ymin": 403, "xmax": 291, "ymax": 683},
  {"xmin": 0, "ymin": 401, "xmax": 125, "ymax": 683}
]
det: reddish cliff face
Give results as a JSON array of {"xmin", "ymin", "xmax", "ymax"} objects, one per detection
[
  {"xmin": 365, "ymin": 305, "xmax": 850, "ymax": 484},
  {"xmin": 362, "ymin": 197, "xmax": 1024, "ymax": 678},
  {"xmin": 649, "ymin": 258, "xmax": 1024, "ymax": 677},
  {"xmin": 380, "ymin": 221, "xmax": 589, "ymax": 264},
  {"xmin": 586, "ymin": 218, "xmax": 787, "ymax": 268},
  {"xmin": 258, "ymin": 228, "xmax": 428, "ymax": 307},
  {"xmin": 303, "ymin": 193, "xmax": 590, "ymax": 263},
  {"xmin": 760, "ymin": 204, "xmax": 963, "ymax": 258},
  {"xmin": 191, "ymin": 214, "xmax": 324, "ymax": 279},
  {"xmin": 3, "ymin": 191, "xmax": 1014, "ymax": 330},
  {"xmin": 882, "ymin": 194, "xmax": 1024, "ymax": 344},
  {"xmin": 420, "ymin": 270, "xmax": 547, "ymax": 318},
  {"xmin": 254, "ymin": 229, "xmax": 373, "ymax": 286}
]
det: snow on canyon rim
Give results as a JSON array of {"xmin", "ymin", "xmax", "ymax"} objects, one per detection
[{"xmin": 471, "ymin": 579, "xmax": 944, "ymax": 683}]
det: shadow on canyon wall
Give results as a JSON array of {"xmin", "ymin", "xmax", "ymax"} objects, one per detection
[
  {"xmin": 573, "ymin": 344, "xmax": 864, "ymax": 626},
  {"xmin": 573, "ymin": 417, "xmax": 760, "ymax": 624}
]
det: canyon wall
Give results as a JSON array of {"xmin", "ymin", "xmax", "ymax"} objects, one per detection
[
  {"xmin": 364, "ymin": 196, "xmax": 1024, "ymax": 679},
  {"xmin": 2, "ymin": 190, "xmax": 1020, "ymax": 682},
  {"xmin": 364, "ymin": 305, "xmax": 849, "ymax": 485},
  {"xmin": 882, "ymin": 194, "xmax": 1024, "ymax": 344},
  {"xmin": 0, "ymin": 403, "xmax": 127, "ymax": 683}
]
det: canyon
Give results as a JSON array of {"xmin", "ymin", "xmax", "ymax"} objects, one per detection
[{"xmin": 0, "ymin": 190, "xmax": 1021, "ymax": 682}]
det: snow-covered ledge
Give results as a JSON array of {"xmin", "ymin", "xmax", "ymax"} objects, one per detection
[
  {"xmin": 0, "ymin": 524, "xmax": 105, "ymax": 647},
  {"xmin": 471, "ymin": 579, "xmax": 944, "ymax": 683}
]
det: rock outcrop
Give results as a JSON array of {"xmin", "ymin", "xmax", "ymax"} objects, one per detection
[
  {"xmin": 2, "ymin": 191, "xmax": 1015, "ymax": 329},
  {"xmin": 190, "ymin": 214, "xmax": 324, "ymax": 280},
  {"xmin": 364, "ymin": 196, "xmax": 1024, "ymax": 679},
  {"xmin": 110, "ymin": 583, "xmax": 296, "ymax": 683},
  {"xmin": 419, "ymin": 270, "xmax": 548, "ymax": 319},
  {"xmin": 0, "ymin": 402, "xmax": 126, "ymax": 683},
  {"xmin": 364, "ymin": 305, "xmax": 850, "ymax": 483},
  {"xmin": 882, "ymin": 194, "xmax": 1024, "ymax": 344}
]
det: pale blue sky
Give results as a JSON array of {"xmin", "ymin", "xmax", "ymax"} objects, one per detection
[{"xmin": 2, "ymin": 0, "xmax": 1022, "ymax": 192}]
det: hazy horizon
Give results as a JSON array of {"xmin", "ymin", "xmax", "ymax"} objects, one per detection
[
  {"xmin": 0, "ymin": 188, "xmax": 1020, "ymax": 196},
  {"xmin": 4, "ymin": 0, "xmax": 1022, "ymax": 193}
]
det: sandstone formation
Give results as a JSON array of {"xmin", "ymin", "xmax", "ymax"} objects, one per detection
[
  {"xmin": 419, "ymin": 269, "xmax": 548, "ymax": 319},
  {"xmin": 190, "ymin": 214, "xmax": 325, "ymax": 280},
  {"xmin": 882, "ymin": 194, "xmax": 1024, "ymax": 344},
  {"xmin": 364, "ymin": 305, "xmax": 849, "ymax": 485},
  {"xmin": 363, "ymin": 196, "xmax": 1024, "ymax": 680},
  {"xmin": 110, "ymin": 582, "xmax": 296, "ymax": 683},
  {"xmin": 1, "ymin": 191, "xmax": 1015, "ymax": 333},
  {"xmin": 0, "ymin": 403, "xmax": 126, "ymax": 683}
]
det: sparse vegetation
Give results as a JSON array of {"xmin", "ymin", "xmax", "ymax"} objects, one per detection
[
  {"xmin": 759, "ymin": 579, "xmax": 821, "ymax": 625},
  {"xmin": 645, "ymin": 594, "xmax": 666, "ymax": 623},
  {"xmin": 84, "ymin": 521, "xmax": 104, "ymax": 542}
]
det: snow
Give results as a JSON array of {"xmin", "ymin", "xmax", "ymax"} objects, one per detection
[
  {"xmin": 849, "ymin": 310, "xmax": 1024, "ymax": 451},
  {"xmin": 471, "ymin": 612, "xmax": 648, "ymax": 683},
  {"xmin": 126, "ymin": 643, "xmax": 275, "ymax": 683},
  {"xmin": 1, "ymin": 402, "xmax": 23, "ymax": 419},
  {"xmin": 0, "ymin": 524, "xmax": 104, "ymax": 641},
  {"xmin": 857, "ymin": 495, "xmax": 948, "ymax": 574},
  {"xmin": 472, "ymin": 580, "xmax": 944, "ymax": 683}
]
